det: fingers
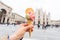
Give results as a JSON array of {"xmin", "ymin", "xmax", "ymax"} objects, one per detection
[
  {"xmin": 20, "ymin": 23, "xmax": 33, "ymax": 27},
  {"xmin": 20, "ymin": 23, "xmax": 28, "ymax": 27},
  {"xmin": 26, "ymin": 27, "xmax": 34, "ymax": 32},
  {"xmin": 26, "ymin": 25, "xmax": 33, "ymax": 29},
  {"xmin": 25, "ymin": 25, "xmax": 34, "ymax": 32},
  {"xmin": 20, "ymin": 23, "xmax": 34, "ymax": 32}
]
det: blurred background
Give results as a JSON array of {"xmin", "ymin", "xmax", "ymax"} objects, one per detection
[{"xmin": 0, "ymin": 0, "xmax": 60, "ymax": 40}]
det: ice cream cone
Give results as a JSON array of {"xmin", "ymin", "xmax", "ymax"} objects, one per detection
[{"xmin": 25, "ymin": 8, "xmax": 34, "ymax": 37}]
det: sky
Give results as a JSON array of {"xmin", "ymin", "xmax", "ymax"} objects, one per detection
[{"xmin": 0, "ymin": 0, "xmax": 60, "ymax": 20}]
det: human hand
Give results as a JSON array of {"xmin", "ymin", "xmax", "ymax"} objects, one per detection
[
  {"xmin": 10, "ymin": 23, "xmax": 34, "ymax": 40},
  {"xmin": 20, "ymin": 23, "xmax": 34, "ymax": 32}
]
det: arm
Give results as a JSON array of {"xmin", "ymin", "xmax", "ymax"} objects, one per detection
[{"xmin": 9, "ymin": 24, "xmax": 33, "ymax": 40}]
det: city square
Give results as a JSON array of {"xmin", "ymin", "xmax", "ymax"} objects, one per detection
[
  {"xmin": 0, "ymin": 0, "xmax": 60, "ymax": 40},
  {"xmin": 0, "ymin": 24, "xmax": 60, "ymax": 40}
]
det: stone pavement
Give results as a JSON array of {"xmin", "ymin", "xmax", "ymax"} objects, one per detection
[
  {"xmin": 23, "ymin": 25, "xmax": 60, "ymax": 40},
  {"xmin": 0, "ymin": 25, "xmax": 60, "ymax": 40}
]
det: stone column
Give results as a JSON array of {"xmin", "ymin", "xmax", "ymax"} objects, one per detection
[
  {"xmin": 4, "ymin": 16, "xmax": 8, "ymax": 23},
  {"xmin": 1, "ymin": 17, "xmax": 3, "ymax": 23}
]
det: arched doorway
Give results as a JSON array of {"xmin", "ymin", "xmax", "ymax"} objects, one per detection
[
  {"xmin": 0, "ymin": 9, "xmax": 7, "ymax": 23},
  {"xmin": 7, "ymin": 18, "xmax": 9, "ymax": 23},
  {"xmin": 3, "ymin": 17, "xmax": 5, "ymax": 23}
]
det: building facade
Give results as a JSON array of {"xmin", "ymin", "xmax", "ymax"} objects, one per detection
[
  {"xmin": 10, "ymin": 13, "xmax": 26, "ymax": 24},
  {"xmin": 50, "ymin": 20, "xmax": 60, "ymax": 26},
  {"xmin": 35, "ymin": 8, "xmax": 43, "ymax": 25},
  {"xmin": 0, "ymin": 1, "xmax": 25, "ymax": 24},
  {"xmin": 0, "ymin": 1, "xmax": 12, "ymax": 24},
  {"xmin": 47, "ymin": 12, "xmax": 51, "ymax": 25},
  {"xmin": 35, "ymin": 8, "xmax": 51, "ymax": 26}
]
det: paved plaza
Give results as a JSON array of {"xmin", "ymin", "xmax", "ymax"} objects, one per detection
[{"xmin": 0, "ymin": 24, "xmax": 60, "ymax": 40}]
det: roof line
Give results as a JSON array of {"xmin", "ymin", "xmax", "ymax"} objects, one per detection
[
  {"xmin": 13, "ymin": 13, "xmax": 25, "ymax": 19},
  {"xmin": 0, "ymin": 1, "xmax": 12, "ymax": 10}
]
